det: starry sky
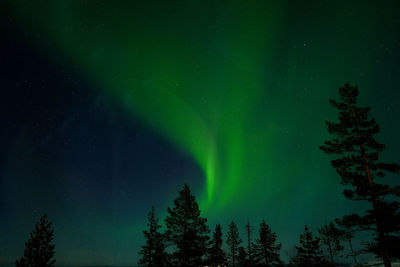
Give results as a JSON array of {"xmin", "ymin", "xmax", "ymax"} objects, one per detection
[{"xmin": 1, "ymin": 0, "xmax": 399, "ymax": 266}]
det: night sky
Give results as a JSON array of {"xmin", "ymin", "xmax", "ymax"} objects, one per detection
[{"xmin": 1, "ymin": 1, "xmax": 399, "ymax": 266}]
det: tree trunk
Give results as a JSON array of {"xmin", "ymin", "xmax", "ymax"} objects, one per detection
[
  {"xmin": 347, "ymin": 239, "xmax": 357, "ymax": 264},
  {"xmin": 350, "ymin": 102, "xmax": 392, "ymax": 267},
  {"xmin": 328, "ymin": 243, "xmax": 333, "ymax": 265},
  {"xmin": 246, "ymin": 221, "xmax": 252, "ymax": 266}
]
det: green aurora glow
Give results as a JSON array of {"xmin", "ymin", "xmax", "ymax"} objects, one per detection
[
  {"xmin": 7, "ymin": 1, "xmax": 399, "ymax": 213},
  {"xmin": 9, "ymin": 1, "xmax": 286, "ymax": 210},
  {"xmin": 3, "ymin": 1, "xmax": 400, "ymax": 264}
]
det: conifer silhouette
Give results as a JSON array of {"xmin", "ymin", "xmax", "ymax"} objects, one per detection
[
  {"xmin": 237, "ymin": 246, "xmax": 248, "ymax": 267},
  {"xmin": 207, "ymin": 224, "xmax": 227, "ymax": 267},
  {"xmin": 165, "ymin": 184, "xmax": 209, "ymax": 266},
  {"xmin": 138, "ymin": 206, "xmax": 167, "ymax": 266},
  {"xmin": 320, "ymin": 83, "xmax": 400, "ymax": 267},
  {"xmin": 226, "ymin": 221, "xmax": 242, "ymax": 267},
  {"xmin": 245, "ymin": 220, "xmax": 254, "ymax": 266},
  {"xmin": 292, "ymin": 225, "xmax": 326, "ymax": 267},
  {"xmin": 16, "ymin": 214, "xmax": 55, "ymax": 267},
  {"xmin": 253, "ymin": 219, "xmax": 282, "ymax": 266}
]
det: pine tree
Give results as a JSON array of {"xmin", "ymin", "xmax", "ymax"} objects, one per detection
[
  {"xmin": 237, "ymin": 246, "xmax": 248, "ymax": 267},
  {"xmin": 253, "ymin": 220, "xmax": 282, "ymax": 266},
  {"xmin": 245, "ymin": 220, "xmax": 254, "ymax": 266},
  {"xmin": 293, "ymin": 225, "xmax": 326, "ymax": 267},
  {"xmin": 138, "ymin": 206, "xmax": 167, "ymax": 267},
  {"xmin": 207, "ymin": 224, "xmax": 227, "ymax": 267},
  {"xmin": 226, "ymin": 221, "xmax": 242, "ymax": 267},
  {"xmin": 320, "ymin": 83, "xmax": 400, "ymax": 267},
  {"xmin": 318, "ymin": 222, "xmax": 344, "ymax": 265},
  {"xmin": 164, "ymin": 184, "xmax": 210, "ymax": 266},
  {"xmin": 16, "ymin": 214, "xmax": 56, "ymax": 267}
]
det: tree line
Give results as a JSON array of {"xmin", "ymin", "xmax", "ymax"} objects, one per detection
[
  {"xmin": 137, "ymin": 184, "xmax": 369, "ymax": 267},
  {"xmin": 138, "ymin": 184, "xmax": 283, "ymax": 267},
  {"xmin": 15, "ymin": 84, "xmax": 400, "ymax": 266}
]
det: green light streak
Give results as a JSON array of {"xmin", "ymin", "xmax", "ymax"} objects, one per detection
[
  {"xmin": 9, "ymin": 1, "xmax": 282, "ymax": 209},
  {"xmin": 7, "ymin": 1, "xmax": 386, "ymax": 216}
]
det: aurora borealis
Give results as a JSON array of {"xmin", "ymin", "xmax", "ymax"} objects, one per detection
[{"xmin": 1, "ymin": 0, "xmax": 399, "ymax": 265}]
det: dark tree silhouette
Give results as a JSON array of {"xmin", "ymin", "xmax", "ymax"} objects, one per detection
[
  {"xmin": 253, "ymin": 219, "xmax": 282, "ymax": 266},
  {"xmin": 292, "ymin": 225, "xmax": 326, "ymax": 267},
  {"xmin": 16, "ymin": 214, "xmax": 55, "ymax": 267},
  {"xmin": 164, "ymin": 184, "xmax": 209, "ymax": 266},
  {"xmin": 207, "ymin": 224, "xmax": 227, "ymax": 267},
  {"xmin": 138, "ymin": 206, "xmax": 167, "ymax": 267},
  {"xmin": 318, "ymin": 222, "xmax": 344, "ymax": 265},
  {"xmin": 320, "ymin": 83, "xmax": 400, "ymax": 267},
  {"xmin": 237, "ymin": 246, "xmax": 248, "ymax": 267},
  {"xmin": 245, "ymin": 220, "xmax": 254, "ymax": 266},
  {"xmin": 226, "ymin": 221, "xmax": 242, "ymax": 267}
]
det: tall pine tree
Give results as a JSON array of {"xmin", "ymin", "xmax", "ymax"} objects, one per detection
[
  {"xmin": 207, "ymin": 224, "xmax": 227, "ymax": 267},
  {"xmin": 226, "ymin": 221, "xmax": 242, "ymax": 267},
  {"xmin": 16, "ymin": 214, "xmax": 55, "ymax": 267},
  {"xmin": 253, "ymin": 220, "xmax": 282, "ymax": 266},
  {"xmin": 138, "ymin": 206, "xmax": 167, "ymax": 267},
  {"xmin": 245, "ymin": 220, "xmax": 254, "ymax": 266},
  {"xmin": 165, "ymin": 184, "xmax": 209, "ymax": 266},
  {"xmin": 320, "ymin": 83, "xmax": 400, "ymax": 267},
  {"xmin": 292, "ymin": 225, "xmax": 326, "ymax": 267}
]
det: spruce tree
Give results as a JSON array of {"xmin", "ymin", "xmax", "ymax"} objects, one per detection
[
  {"xmin": 16, "ymin": 214, "xmax": 55, "ymax": 267},
  {"xmin": 164, "ymin": 184, "xmax": 209, "ymax": 266},
  {"xmin": 253, "ymin": 219, "xmax": 282, "ymax": 266},
  {"xmin": 293, "ymin": 225, "xmax": 326, "ymax": 267},
  {"xmin": 245, "ymin": 220, "xmax": 254, "ymax": 266},
  {"xmin": 237, "ymin": 246, "xmax": 248, "ymax": 267},
  {"xmin": 320, "ymin": 83, "xmax": 400, "ymax": 267},
  {"xmin": 138, "ymin": 206, "xmax": 167, "ymax": 267},
  {"xmin": 318, "ymin": 222, "xmax": 344, "ymax": 265},
  {"xmin": 207, "ymin": 224, "xmax": 227, "ymax": 267},
  {"xmin": 226, "ymin": 221, "xmax": 242, "ymax": 267}
]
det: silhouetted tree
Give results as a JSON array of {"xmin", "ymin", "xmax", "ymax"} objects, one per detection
[
  {"xmin": 226, "ymin": 221, "xmax": 242, "ymax": 267},
  {"xmin": 138, "ymin": 206, "xmax": 167, "ymax": 266},
  {"xmin": 207, "ymin": 224, "xmax": 227, "ymax": 266},
  {"xmin": 245, "ymin": 220, "xmax": 254, "ymax": 266},
  {"xmin": 318, "ymin": 222, "xmax": 344, "ymax": 265},
  {"xmin": 16, "ymin": 214, "xmax": 55, "ymax": 267},
  {"xmin": 320, "ymin": 83, "xmax": 400, "ymax": 267},
  {"xmin": 253, "ymin": 220, "xmax": 282, "ymax": 266},
  {"xmin": 164, "ymin": 184, "xmax": 209, "ymax": 266},
  {"xmin": 237, "ymin": 246, "xmax": 248, "ymax": 267},
  {"xmin": 292, "ymin": 225, "xmax": 326, "ymax": 267}
]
